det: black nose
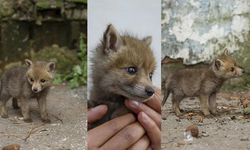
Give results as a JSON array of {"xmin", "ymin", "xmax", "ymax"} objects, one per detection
[
  {"xmin": 33, "ymin": 88, "xmax": 38, "ymax": 92},
  {"xmin": 242, "ymin": 70, "xmax": 244, "ymax": 74},
  {"xmin": 145, "ymin": 88, "xmax": 154, "ymax": 96}
]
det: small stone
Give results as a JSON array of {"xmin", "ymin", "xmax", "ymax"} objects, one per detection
[
  {"xmin": 186, "ymin": 125, "xmax": 199, "ymax": 138},
  {"xmin": 231, "ymin": 116, "xmax": 236, "ymax": 120},
  {"xmin": 2, "ymin": 144, "xmax": 21, "ymax": 150}
]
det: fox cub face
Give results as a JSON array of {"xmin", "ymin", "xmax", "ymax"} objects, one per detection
[
  {"xmin": 98, "ymin": 25, "xmax": 156, "ymax": 102},
  {"xmin": 214, "ymin": 50, "xmax": 243, "ymax": 79},
  {"xmin": 25, "ymin": 59, "xmax": 56, "ymax": 93}
]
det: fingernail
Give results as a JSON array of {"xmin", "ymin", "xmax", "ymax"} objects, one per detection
[
  {"xmin": 129, "ymin": 100, "xmax": 139, "ymax": 107},
  {"xmin": 91, "ymin": 105, "xmax": 103, "ymax": 111},
  {"xmin": 142, "ymin": 112, "xmax": 149, "ymax": 122}
]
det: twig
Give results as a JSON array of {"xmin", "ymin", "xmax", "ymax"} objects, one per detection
[
  {"xmin": 162, "ymin": 129, "xmax": 185, "ymax": 132},
  {"xmin": 50, "ymin": 114, "xmax": 63, "ymax": 124},
  {"xmin": 24, "ymin": 123, "xmax": 34, "ymax": 141}
]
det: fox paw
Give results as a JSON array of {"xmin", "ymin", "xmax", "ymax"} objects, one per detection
[
  {"xmin": 42, "ymin": 119, "xmax": 51, "ymax": 124},
  {"xmin": 1, "ymin": 114, "xmax": 8, "ymax": 118},
  {"xmin": 24, "ymin": 118, "xmax": 33, "ymax": 123}
]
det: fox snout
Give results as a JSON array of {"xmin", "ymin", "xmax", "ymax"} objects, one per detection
[
  {"xmin": 235, "ymin": 67, "xmax": 244, "ymax": 77},
  {"xmin": 32, "ymin": 83, "xmax": 42, "ymax": 93},
  {"xmin": 145, "ymin": 87, "xmax": 154, "ymax": 96}
]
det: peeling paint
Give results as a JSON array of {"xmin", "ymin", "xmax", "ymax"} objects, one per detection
[{"xmin": 162, "ymin": 0, "xmax": 250, "ymax": 65}]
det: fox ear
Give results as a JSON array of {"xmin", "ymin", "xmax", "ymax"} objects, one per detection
[
  {"xmin": 47, "ymin": 62, "xmax": 56, "ymax": 72},
  {"xmin": 223, "ymin": 49, "xmax": 229, "ymax": 55},
  {"xmin": 103, "ymin": 24, "xmax": 122, "ymax": 53},
  {"xmin": 143, "ymin": 36, "xmax": 152, "ymax": 46},
  {"xmin": 215, "ymin": 59, "xmax": 225, "ymax": 69},
  {"xmin": 25, "ymin": 59, "xmax": 33, "ymax": 69}
]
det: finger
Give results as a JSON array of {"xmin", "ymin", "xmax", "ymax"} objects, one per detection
[
  {"xmin": 138, "ymin": 112, "xmax": 161, "ymax": 150},
  {"xmin": 101, "ymin": 122, "xmax": 145, "ymax": 150},
  {"xmin": 145, "ymin": 86, "xmax": 161, "ymax": 113},
  {"xmin": 87, "ymin": 105, "xmax": 108, "ymax": 123},
  {"xmin": 147, "ymin": 145, "xmax": 153, "ymax": 150},
  {"xmin": 127, "ymin": 135, "xmax": 150, "ymax": 150},
  {"xmin": 125, "ymin": 99, "xmax": 161, "ymax": 128},
  {"xmin": 88, "ymin": 113, "xmax": 136, "ymax": 147}
]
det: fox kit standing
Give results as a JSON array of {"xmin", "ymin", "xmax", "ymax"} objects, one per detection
[
  {"xmin": 162, "ymin": 50, "xmax": 243, "ymax": 117},
  {"xmin": 88, "ymin": 24, "xmax": 156, "ymax": 129},
  {"xmin": 0, "ymin": 59, "xmax": 55, "ymax": 123}
]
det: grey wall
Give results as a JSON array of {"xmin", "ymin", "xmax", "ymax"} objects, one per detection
[{"xmin": 162, "ymin": 0, "xmax": 250, "ymax": 67}]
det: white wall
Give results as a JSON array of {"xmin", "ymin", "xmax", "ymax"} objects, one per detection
[{"xmin": 88, "ymin": 0, "xmax": 161, "ymax": 98}]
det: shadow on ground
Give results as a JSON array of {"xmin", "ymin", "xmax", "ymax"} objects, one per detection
[
  {"xmin": 0, "ymin": 85, "xmax": 87, "ymax": 150},
  {"xmin": 162, "ymin": 91, "xmax": 250, "ymax": 150}
]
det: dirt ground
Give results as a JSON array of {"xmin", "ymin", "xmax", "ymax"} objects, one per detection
[
  {"xmin": 162, "ymin": 91, "xmax": 250, "ymax": 150},
  {"xmin": 0, "ymin": 84, "xmax": 87, "ymax": 150}
]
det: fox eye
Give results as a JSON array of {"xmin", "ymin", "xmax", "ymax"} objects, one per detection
[
  {"xmin": 230, "ymin": 67, "xmax": 235, "ymax": 72},
  {"xmin": 40, "ymin": 79, "xmax": 46, "ymax": 83},
  {"xmin": 30, "ymin": 78, "xmax": 34, "ymax": 82},
  {"xmin": 125, "ymin": 67, "xmax": 137, "ymax": 75},
  {"xmin": 149, "ymin": 73, "xmax": 153, "ymax": 80}
]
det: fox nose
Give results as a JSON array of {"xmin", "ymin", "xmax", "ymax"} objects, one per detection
[
  {"xmin": 242, "ymin": 70, "xmax": 244, "ymax": 74},
  {"xmin": 33, "ymin": 88, "xmax": 38, "ymax": 92},
  {"xmin": 145, "ymin": 88, "xmax": 154, "ymax": 96}
]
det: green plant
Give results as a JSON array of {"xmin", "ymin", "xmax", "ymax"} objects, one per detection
[{"xmin": 53, "ymin": 33, "xmax": 87, "ymax": 88}]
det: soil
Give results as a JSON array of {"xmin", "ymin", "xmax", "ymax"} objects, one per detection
[
  {"xmin": 161, "ymin": 91, "xmax": 250, "ymax": 150},
  {"xmin": 0, "ymin": 84, "xmax": 87, "ymax": 150}
]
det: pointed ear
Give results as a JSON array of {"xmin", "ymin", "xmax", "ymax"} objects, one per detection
[
  {"xmin": 223, "ymin": 49, "xmax": 229, "ymax": 55},
  {"xmin": 25, "ymin": 59, "xmax": 33, "ymax": 69},
  {"xmin": 215, "ymin": 59, "xmax": 225, "ymax": 69},
  {"xmin": 47, "ymin": 62, "xmax": 56, "ymax": 72},
  {"xmin": 103, "ymin": 24, "xmax": 122, "ymax": 53},
  {"xmin": 143, "ymin": 36, "xmax": 152, "ymax": 46}
]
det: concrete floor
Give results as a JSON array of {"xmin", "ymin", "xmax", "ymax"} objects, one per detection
[{"xmin": 0, "ymin": 85, "xmax": 87, "ymax": 150}]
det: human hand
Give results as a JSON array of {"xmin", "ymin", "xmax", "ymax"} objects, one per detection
[
  {"xmin": 88, "ymin": 105, "xmax": 150, "ymax": 150},
  {"xmin": 125, "ymin": 86, "xmax": 161, "ymax": 150}
]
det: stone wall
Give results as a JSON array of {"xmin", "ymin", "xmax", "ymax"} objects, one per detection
[{"xmin": 0, "ymin": 0, "xmax": 87, "ymax": 69}]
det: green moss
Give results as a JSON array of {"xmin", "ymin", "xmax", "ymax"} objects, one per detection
[
  {"xmin": 32, "ymin": 45, "xmax": 80, "ymax": 74},
  {"xmin": 36, "ymin": 0, "xmax": 63, "ymax": 9},
  {"xmin": 66, "ymin": 0, "xmax": 87, "ymax": 4}
]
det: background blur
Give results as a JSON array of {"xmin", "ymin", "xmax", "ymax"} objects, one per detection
[
  {"xmin": 0, "ymin": 0, "xmax": 87, "ymax": 88},
  {"xmin": 162, "ymin": 0, "xmax": 250, "ymax": 91},
  {"xmin": 88, "ymin": 0, "xmax": 161, "ymax": 97}
]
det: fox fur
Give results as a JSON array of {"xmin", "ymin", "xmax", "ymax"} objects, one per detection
[
  {"xmin": 162, "ymin": 50, "xmax": 243, "ymax": 117},
  {"xmin": 88, "ymin": 24, "xmax": 156, "ymax": 129},
  {"xmin": 0, "ymin": 59, "xmax": 55, "ymax": 123}
]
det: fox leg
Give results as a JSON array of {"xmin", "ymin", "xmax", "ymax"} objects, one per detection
[
  {"xmin": 199, "ymin": 94, "xmax": 211, "ymax": 116},
  {"xmin": 38, "ymin": 98, "xmax": 50, "ymax": 123},
  {"xmin": 0, "ymin": 93, "xmax": 10, "ymax": 118},
  {"xmin": 172, "ymin": 94, "xmax": 184, "ymax": 117},
  {"xmin": 20, "ymin": 97, "xmax": 32, "ymax": 123},
  {"xmin": 209, "ymin": 93, "xmax": 218, "ymax": 115},
  {"xmin": 12, "ymin": 98, "xmax": 20, "ymax": 109}
]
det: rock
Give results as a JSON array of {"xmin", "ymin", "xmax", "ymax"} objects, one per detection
[
  {"xmin": 2, "ymin": 144, "xmax": 21, "ymax": 150},
  {"xmin": 243, "ymin": 105, "xmax": 250, "ymax": 115},
  {"xmin": 186, "ymin": 125, "xmax": 199, "ymax": 138}
]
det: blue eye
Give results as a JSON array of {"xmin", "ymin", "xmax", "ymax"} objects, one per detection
[
  {"xmin": 40, "ymin": 79, "xmax": 46, "ymax": 83},
  {"xmin": 30, "ymin": 78, "xmax": 34, "ymax": 82},
  {"xmin": 149, "ymin": 73, "xmax": 153, "ymax": 80},
  {"xmin": 125, "ymin": 67, "xmax": 137, "ymax": 74},
  {"xmin": 230, "ymin": 67, "xmax": 235, "ymax": 72}
]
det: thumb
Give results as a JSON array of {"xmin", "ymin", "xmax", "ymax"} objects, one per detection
[{"xmin": 87, "ymin": 105, "xmax": 108, "ymax": 123}]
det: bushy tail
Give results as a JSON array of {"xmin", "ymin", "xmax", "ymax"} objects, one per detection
[{"xmin": 162, "ymin": 81, "xmax": 170, "ymax": 107}]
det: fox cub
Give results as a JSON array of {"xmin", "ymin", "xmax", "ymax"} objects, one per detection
[
  {"xmin": 0, "ymin": 59, "xmax": 55, "ymax": 123},
  {"xmin": 88, "ymin": 24, "xmax": 156, "ymax": 129},
  {"xmin": 162, "ymin": 50, "xmax": 243, "ymax": 117}
]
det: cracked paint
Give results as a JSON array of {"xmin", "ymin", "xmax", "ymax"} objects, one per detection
[{"xmin": 162, "ymin": 0, "xmax": 250, "ymax": 66}]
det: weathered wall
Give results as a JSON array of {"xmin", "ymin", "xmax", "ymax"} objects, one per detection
[
  {"xmin": 162, "ymin": 0, "xmax": 250, "ymax": 90},
  {"xmin": 0, "ymin": 0, "xmax": 87, "ymax": 68}
]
